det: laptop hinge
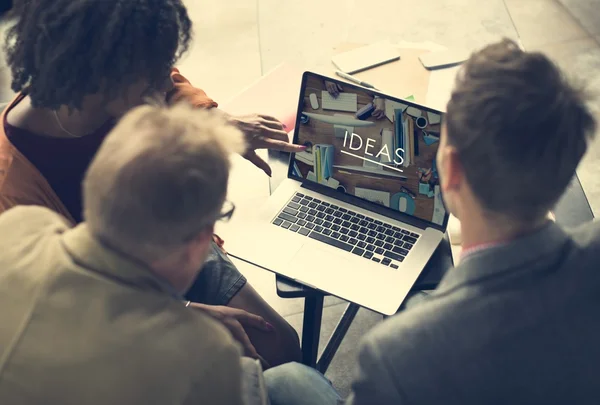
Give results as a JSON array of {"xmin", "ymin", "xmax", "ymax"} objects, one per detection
[{"xmin": 300, "ymin": 180, "xmax": 433, "ymax": 231}]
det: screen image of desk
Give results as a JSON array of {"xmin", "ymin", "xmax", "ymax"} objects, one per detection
[{"xmin": 292, "ymin": 74, "xmax": 446, "ymax": 226}]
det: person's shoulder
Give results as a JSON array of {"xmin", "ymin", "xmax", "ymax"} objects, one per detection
[
  {"xmin": 0, "ymin": 206, "xmax": 71, "ymax": 241},
  {"xmin": 360, "ymin": 295, "xmax": 462, "ymax": 365},
  {"xmin": 0, "ymin": 205, "xmax": 70, "ymax": 231},
  {"xmin": 0, "ymin": 206, "xmax": 72, "ymax": 276}
]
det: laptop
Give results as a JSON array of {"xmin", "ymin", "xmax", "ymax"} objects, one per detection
[{"xmin": 223, "ymin": 71, "xmax": 449, "ymax": 315}]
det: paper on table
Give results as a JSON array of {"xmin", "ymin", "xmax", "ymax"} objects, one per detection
[
  {"xmin": 355, "ymin": 187, "xmax": 391, "ymax": 207},
  {"xmin": 322, "ymin": 91, "xmax": 358, "ymax": 112},
  {"xmin": 327, "ymin": 177, "xmax": 340, "ymax": 189},
  {"xmin": 380, "ymin": 129, "xmax": 394, "ymax": 164},
  {"xmin": 391, "ymin": 40, "xmax": 461, "ymax": 111},
  {"xmin": 427, "ymin": 111, "xmax": 442, "ymax": 125},
  {"xmin": 384, "ymin": 100, "xmax": 408, "ymax": 122},
  {"xmin": 391, "ymin": 40, "xmax": 460, "ymax": 113},
  {"xmin": 425, "ymin": 65, "xmax": 461, "ymax": 112},
  {"xmin": 331, "ymin": 43, "xmax": 431, "ymax": 102},
  {"xmin": 295, "ymin": 151, "xmax": 314, "ymax": 165},
  {"xmin": 330, "ymin": 40, "xmax": 459, "ymax": 112},
  {"xmin": 406, "ymin": 107, "xmax": 422, "ymax": 118},
  {"xmin": 223, "ymin": 63, "xmax": 303, "ymax": 130}
]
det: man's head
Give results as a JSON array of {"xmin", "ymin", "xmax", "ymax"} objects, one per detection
[
  {"xmin": 4, "ymin": 0, "xmax": 191, "ymax": 113},
  {"xmin": 83, "ymin": 104, "xmax": 244, "ymax": 293},
  {"xmin": 437, "ymin": 39, "xmax": 596, "ymax": 226}
]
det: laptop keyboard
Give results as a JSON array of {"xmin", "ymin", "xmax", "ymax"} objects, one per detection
[{"xmin": 271, "ymin": 192, "xmax": 420, "ymax": 268}]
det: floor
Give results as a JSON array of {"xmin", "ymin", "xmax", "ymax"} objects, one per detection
[{"xmin": 1, "ymin": 0, "xmax": 599, "ymax": 397}]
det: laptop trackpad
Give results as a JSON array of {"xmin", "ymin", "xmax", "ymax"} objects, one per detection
[{"xmin": 288, "ymin": 245, "xmax": 354, "ymax": 290}]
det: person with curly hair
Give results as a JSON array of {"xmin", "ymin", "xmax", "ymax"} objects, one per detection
[{"xmin": 0, "ymin": 0, "xmax": 301, "ymax": 368}]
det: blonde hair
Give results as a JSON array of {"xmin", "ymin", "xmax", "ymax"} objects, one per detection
[{"xmin": 83, "ymin": 103, "xmax": 245, "ymax": 261}]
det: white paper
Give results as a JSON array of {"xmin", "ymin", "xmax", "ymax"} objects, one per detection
[
  {"xmin": 327, "ymin": 177, "xmax": 340, "ymax": 189},
  {"xmin": 387, "ymin": 40, "xmax": 461, "ymax": 113},
  {"xmin": 384, "ymin": 100, "xmax": 408, "ymax": 122},
  {"xmin": 426, "ymin": 65, "xmax": 460, "ymax": 112},
  {"xmin": 380, "ymin": 129, "xmax": 394, "ymax": 164},
  {"xmin": 427, "ymin": 111, "xmax": 442, "ymax": 125},
  {"xmin": 295, "ymin": 151, "xmax": 314, "ymax": 165},
  {"xmin": 406, "ymin": 107, "xmax": 422, "ymax": 118},
  {"xmin": 334, "ymin": 124, "xmax": 354, "ymax": 139},
  {"xmin": 355, "ymin": 187, "xmax": 391, "ymax": 207}
]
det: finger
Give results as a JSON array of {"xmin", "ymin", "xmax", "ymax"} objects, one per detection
[
  {"xmin": 260, "ymin": 139, "xmax": 307, "ymax": 153},
  {"xmin": 258, "ymin": 114, "xmax": 283, "ymax": 125},
  {"xmin": 244, "ymin": 150, "xmax": 272, "ymax": 177},
  {"xmin": 236, "ymin": 311, "xmax": 274, "ymax": 332},
  {"xmin": 258, "ymin": 128, "xmax": 289, "ymax": 142},
  {"xmin": 227, "ymin": 320, "xmax": 260, "ymax": 359},
  {"xmin": 260, "ymin": 120, "xmax": 285, "ymax": 131},
  {"xmin": 337, "ymin": 84, "xmax": 343, "ymax": 92}
]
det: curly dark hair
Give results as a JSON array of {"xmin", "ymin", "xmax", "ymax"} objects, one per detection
[
  {"xmin": 0, "ymin": 0, "xmax": 12, "ymax": 16},
  {"xmin": 4, "ymin": 0, "xmax": 192, "ymax": 110}
]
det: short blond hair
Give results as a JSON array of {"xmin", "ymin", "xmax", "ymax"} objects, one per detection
[{"xmin": 83, "ymin": 103, "xmax": 245, "ymax": 261}]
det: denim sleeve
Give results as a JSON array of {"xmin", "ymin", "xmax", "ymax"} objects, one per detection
[{"xmin": 184, "ymin": 240, "xmax": 247, "ymax": 305}]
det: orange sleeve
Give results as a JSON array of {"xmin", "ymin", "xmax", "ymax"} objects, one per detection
[{"xmin": 166, "ymin": 68, "xmax": 218, "ymax": 109}]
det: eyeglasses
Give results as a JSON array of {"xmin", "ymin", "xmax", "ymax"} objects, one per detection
[
  {"xmin": 182, "ymin": 200, "xmax": 236, "ymax": 242},
  {"xmin": 216, "ymin": 200, "xmax": 235, "ymax": 223}
]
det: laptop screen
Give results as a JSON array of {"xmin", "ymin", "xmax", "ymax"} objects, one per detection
[{"xmin": 290, "ymin": 72, "xmax": 446, "ymax": 227}]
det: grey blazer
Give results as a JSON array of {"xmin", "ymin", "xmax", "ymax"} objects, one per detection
[{"xmin": 347, "ymin": 221, "xmax": 600, "ymax": 405}]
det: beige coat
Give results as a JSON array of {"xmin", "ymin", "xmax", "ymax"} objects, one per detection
[{"xmin": 0, "ymin": 206, "xmax": 244, "ymax": 405}]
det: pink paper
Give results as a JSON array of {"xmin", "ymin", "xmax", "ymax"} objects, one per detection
[{"xmin": 222, "ymin": 63, "xmax": 304, "ymax": 131}]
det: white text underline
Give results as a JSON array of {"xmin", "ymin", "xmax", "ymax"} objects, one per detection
[{"xmin": 339, "ymin": 150, "xmax": 405, "ymax": 173}]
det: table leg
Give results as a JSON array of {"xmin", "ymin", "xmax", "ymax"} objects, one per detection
[
  {"xmin": 316, "ymin": 303, "xmax": 360, "ymax": 374},
  {"xmin": 301, "ymin": 294, "xmax": 324, "ymax": 367}
]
